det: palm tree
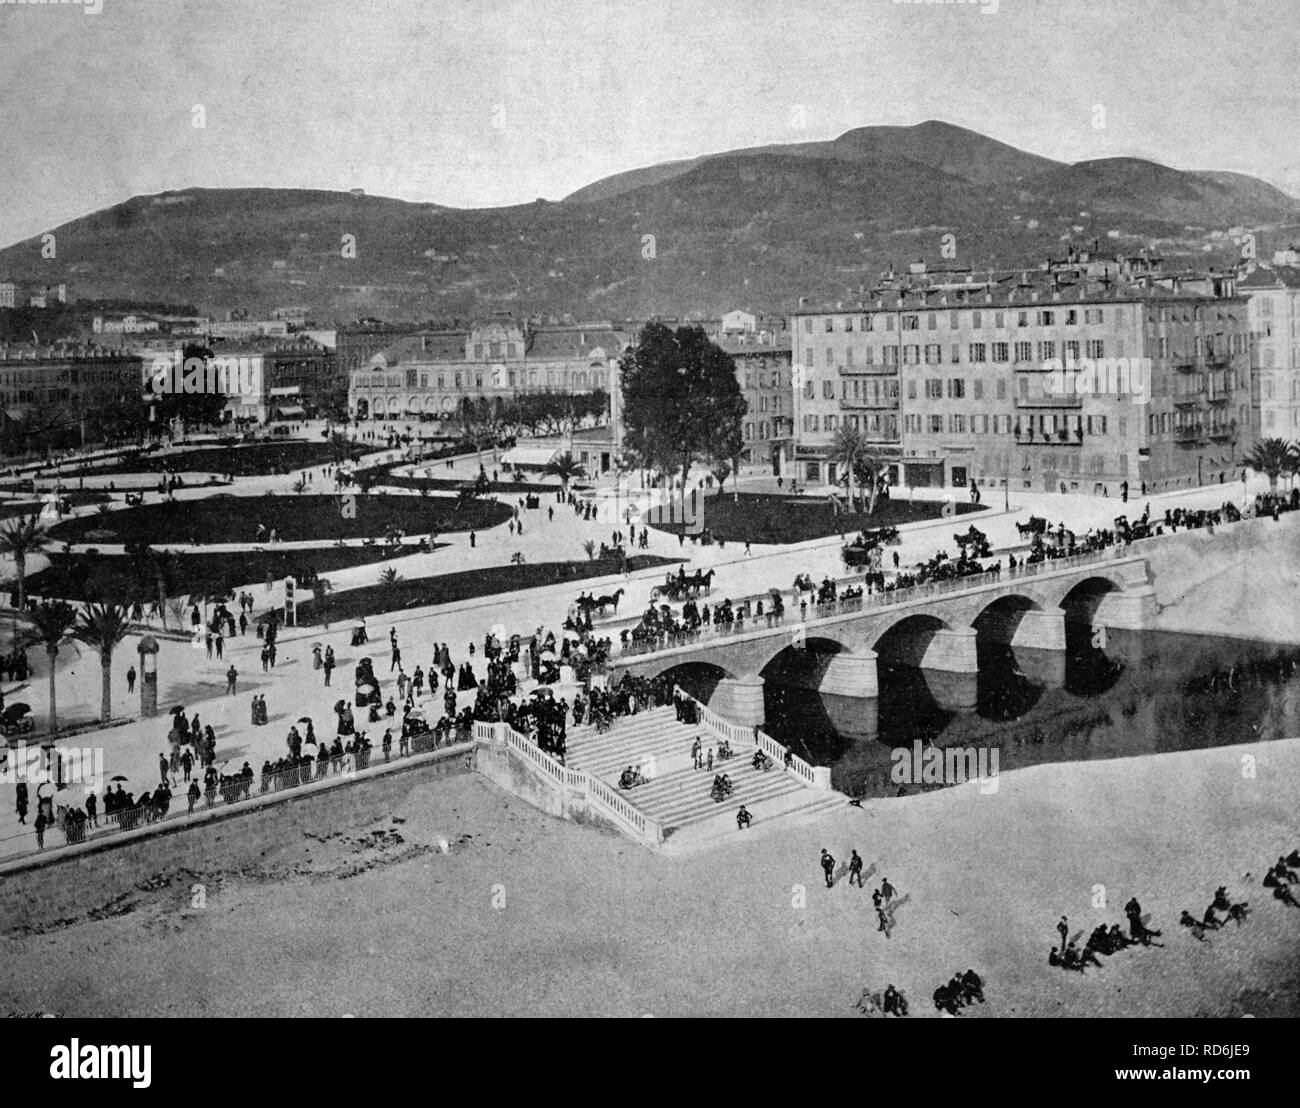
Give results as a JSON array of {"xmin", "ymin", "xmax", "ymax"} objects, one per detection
[
  {"xmin": 830, "ymin": 425, "xmax": 866, "ymax": 511},
  {"xmin": 545, "ymin": 451, "xmax": 583, "ymax": 495},
  {"xmin": 582, "ymin": 539, "xmax": 597, "ymax": 562},
  {"xmin": 26, "ymin": 601, "xmax": 77, "ymax": 737},
  {"xmin": 73, "ymin": 602, "xmax": 131, "ymax": 723},
  {"xmin": 0, "ymin": 513, "xmax": 48, "ymax": 610},
  {"xmin": 1243, "ymin": 438, "xmax": 1298, "ymax": 492},
  {"xmin": 378, "ymin": 566, "xmax": 402, "ymax": 588},
  {"xmin": 138, "ymin": 545, "xmax": 180, "ymax": 629},
  {"xmin": 853, "ymin": 452, "xmax": 888, "ymax": 515}
]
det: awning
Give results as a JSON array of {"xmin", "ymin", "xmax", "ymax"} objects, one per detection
[
  {"xmin": 500, "ymin": 446, "xmax": 560, "ymax": 468},
  {"xmin": 269, "ymin": 386, "xmax": 301, "ymax": 397},
  {"xmin": 275, "ymin": 405, "xmax": 307, "ymax": 418}
]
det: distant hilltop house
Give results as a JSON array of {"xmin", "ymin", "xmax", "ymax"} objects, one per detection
[
  {"xmin": 205, "ymin": 318, "xmax": 291, "ymax": 340},
  {"xmin": 0, "ymin": 279, "xmax": 68, "ymax": 309}
]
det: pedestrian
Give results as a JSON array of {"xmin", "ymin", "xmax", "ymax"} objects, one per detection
[
  {"xmin": 226, "ymin": 664, "xmax": 238, "ymax": 694},
  {"xmin": 390, "ymin": 645, "xmax": 401, "ymax": 672},
  {"xmin": 34, "ymin": 811, "xmax": 46, "ymax": 850},
  {"xmin": 706, "ymin": 748, "xmax": 714, "ymax": 771},
  {"xmin": 239, "ymin": 612, "xmax": 248, "ymax": 636},
  {"xmin": 382, "ymin": 728, "xmax": 392, "ymax": 762},
  {"xmin": 1057, "ymin": 915, "xmax": 1069, "ymax": 951},
  {"xmin": 469, "ymin": 531, "xmax": 476, "ymax": 548},
  {"xmin": 187, "ymin": 780, "xmax": 200, "ymax": 813},
  {"xmin": 215, "ymin": 632, "xmax": 224, "ymax": 659},
  {"xmin": 821, "ymin": 848, "xmax": 836, "ymax": 888},
  {"xmin": 85, "ymin": 790, "xmax": 97, "ymax": 828},
  {"xmin": 126, "ymin": 665, "xmax": 136, "ymax": 693},
  {"xmin": 849, "ymin": 849, "xmax": 864, "ymax": 887},
  {"xmin": 880, "ymin": 877, "xmax": 896, "ymax": 904},
  {"xmin": 159, "ymin": 753, "xmax": 169, "ymax": 787},
  {"xmin": 260, "ymin": 645, "xmax": 270, "ymax": 672},
  {"xmin": 15, "ymin": 781, "xmax": 28, "ymax": 825},
  {"xmin": 181, "ymin": 748, "xmax": 193, "ymax": 782}
]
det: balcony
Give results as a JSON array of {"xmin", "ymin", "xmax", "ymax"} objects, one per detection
[
  {"xmin": 1172, "ymin": 396, "xmax": 1200, "ymax": 409},
  {"xmin": 1206, "ymin": 392, "xmax": 1230, "ymax": 405},
  {"xmin": 1174, "ymin": 426, "xmax": 1204, "ymax": 444},
  {"xmin": 1208, "ymin": 425, "xmax": 1235, "ymax": 441},
  {"xmin": 841, "ymin": 396, "xmax": 900, "ymax": 410},
  {"xmin": 837, "ymin": 363, "xmax": 899, "ymax": 376},
  {"xmin": 1173, "ymin": 359, "xmax": 1201, "ymax": 373},
  {"xmin": 1015, "ymin": 394, "xmax": 1083, "ymax": 409}
]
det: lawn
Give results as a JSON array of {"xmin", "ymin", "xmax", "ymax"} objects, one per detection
[
  {"xmin": 57, "ymin": 439, "xmax": 366, "ymax": 478},
  {"xmin": 294, "ymin": 555, "xmax": 680, "ymax": 625},
  {"xmin": 381, "ymin": 473, "xmax": 562, "ymax": 496},
  {"xmin": 49, "ymin": 494, "xmax": 511, "ymax": 545},
  {"xmin": 647, "ymin": 491, "xmax": 987, "ymax": 544},
  {"xmin": 27, "ymin": 544, "xmax": 428, "ymax": 603}
]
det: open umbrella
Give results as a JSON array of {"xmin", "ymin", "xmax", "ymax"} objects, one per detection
[
  {"xmin": 333, "ymin": 700, "xmax": 346, "ymax": 713},
  {"xmin": 1, "ymin": 703, "xmax": 31, "ymax": 724},
  {"xmin": 529, "ymin": 687, "xmax": 554, "ymax": 700},
  {"xmin": 301, "ymin": 742, "xmax": 319, "ymax": 759},
  {"xmin": 171, "ymin": 706, "xmax": 185, "ymax": 714},
  {"xmin": 298, "ymin": 716, "xmax": 313, "ymax": 724},
  {"xmin": 539, "ymin": 648, "xmax": 557, "ymax": 661},
  {"xmin": 110, "ymin": 774, "xmax": 129, "ymax": 782},
  {"xmin": 37, "ymin": 781, "xmax": 55, "ymax": 798}
]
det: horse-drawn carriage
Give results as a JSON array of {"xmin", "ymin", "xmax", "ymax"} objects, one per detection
[
  {"xmin": 1015, "ymin": 515, "xmax": 1049, "ymax": 539},
  {"xmin": 952, "ymin": 525, "xmax": 992, "ymax": 559},
  {"xmin": 0, "ymin": 703, "xmax": 33, "ymax": 737},
  {"xmin": 650, "ymin": 568, "xmax": 714, "ymax": 602},
  {"xmin": 574, "ymin": 588, "xmax": 625, "ymax": 616},
  {"xmin": 124, "ymin": 491, "xmax": 145, "ymax": 507}
]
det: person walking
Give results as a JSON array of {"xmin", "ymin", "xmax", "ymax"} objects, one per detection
[
  {"xmin": 85, "ymin": 790, "xmax": 97, "ymax": 828},
  {"xmin": 34, "ymin": 811, "xmax": 46, "ymax": 850},
  {"xmin": 226, "ymin": 664, "xmax": 238, "ymax": 695},
  {"xmin": 181, "ymin": 748, "xmax": 193, "ymax": 783},
  {"xmin": 390, "ymin": 645, "xmax": 401, "ymax": 673},
  {"xmin": 15, "ymin": 781, "xmax": 28, "ymax": 825},
  {"xmin": 821, "ymin": 848, "xmax": 836, "ymax": 889},
  {"xmin": 187, "ymin": 780, "xmax": 200, "ymax": 814},
  {"xmin": 1057, "ymin": 915, "xmax": 1069, "ymax": 951},
  {"xmin": 323, "ymin": 646, "xmax": 335, "ymax": 687},
  {"xmin": 126, "ymin": 665, "xmax": 136, "ymax": 694},
  {"xmin": 215, "ymin": 631, "xmax": 224, "ymax": 659},
  {"xmin": 880, "ymin": 877, "xmax": 896, "ymax": 904},
  {"xmin": 848, "ymin": 849, "xmax": 864, "ymax": 887}
]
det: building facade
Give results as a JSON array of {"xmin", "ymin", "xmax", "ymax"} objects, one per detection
[
  {"xmin": 0, "ymin": 343, "xmax": 144, "ymax": 453},
  {"xmin": 717, "ymin": 331, "xmax": 793, "ymax": 475},
  {"xmin": 350, "ymin": 318, "xmax": 626, "ymax": 422},
  {"xmin": 1240, "ymin": 265, "xmax": 1300, "ymax": 439},
  {"xmin": 791, "ymin": 268, "xmax": 1255, "ymax": 494}
]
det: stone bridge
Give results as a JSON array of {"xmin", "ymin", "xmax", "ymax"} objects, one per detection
[{"xmin": 606, "ymin": 549, "xmax": 1156, "ymax": 725}]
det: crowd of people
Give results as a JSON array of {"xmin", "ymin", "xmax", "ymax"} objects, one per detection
[{"xmin": 932, "ymin": 970, "xmax": 985, "ymax": 1016}]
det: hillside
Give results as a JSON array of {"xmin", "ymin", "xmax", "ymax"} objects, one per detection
[{"xmin": 2, "ymin": 121, "xmax": 1297, "ymax": 323}]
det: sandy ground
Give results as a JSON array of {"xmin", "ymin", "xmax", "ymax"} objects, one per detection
[{"xmin": 1, "ymin": 736, "xmax": 1296, "ymax": 1018}]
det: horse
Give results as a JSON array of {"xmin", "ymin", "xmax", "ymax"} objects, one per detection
[{"xmin": 593, "ymin": 588, "xmax": 624, "ymax": 614}]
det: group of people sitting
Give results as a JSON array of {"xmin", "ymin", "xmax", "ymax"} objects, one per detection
[
  {"xmin": 932, "ymin": 970, "xmax": 985, "ymax": 1016},
  {"xmin": 709, "ymin": 773, "xmax": 734, "ymax": 803},
  {"xmin": 617, "ymin": 762, "xmax": 651, "ymax": 790},
  {"xmin": 1179, "ymin": 885, "xmax": 1252, "ymax": 942},
  {"xmin": 1262, "ymin": 849, "xmax": 1300, "ymax": 908},
  {"xmin": 1050, "ymin": 896, "xmax": 1163, "ymax": 974}
]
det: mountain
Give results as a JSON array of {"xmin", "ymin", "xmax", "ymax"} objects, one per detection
[{"xmin": 2, "ymin": 121, "xmax": 1297, "ymax": 323}]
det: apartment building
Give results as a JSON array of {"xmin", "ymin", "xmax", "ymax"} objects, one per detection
[
  {"xmin": 791, "ymin": 268, "xmax": 1255, "ymax": 494},
  {"xmin": 716, "ymin": 330, "xmax": 793, "ymax": 476},
  {"xmin": 350, "ymin": 317, "xmax": 625, "ymax": 422},
  {"xmin": 1239, "ymin": 264, "xmax": 1300, "ymax": 438}
]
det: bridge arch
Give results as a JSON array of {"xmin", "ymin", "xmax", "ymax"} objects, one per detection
[
  {"xmin": 652, "ymin": 660, "xmax": 736, "ymax": 704},
  {"xmin": 1055, "ymin": 575, "xmax": 1124, "ymax": 625},
  {"xmin": 758, "ymin": 633, "xmax": 859, "ymax": 682},
  {"xmin": 971, "ymin": 593, "xmax": 1043, "ymax": 647},
  {"xmin": 872, "ymin": 613, "xmax": 953, "ymax": 669}
]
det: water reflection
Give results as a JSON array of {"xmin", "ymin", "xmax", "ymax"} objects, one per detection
[{"xmin": 763, "ymin": 629, "xmax": 1300, "ymax": 799}]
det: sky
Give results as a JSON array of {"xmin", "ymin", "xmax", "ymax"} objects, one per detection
[{"xmin": 0, "ymin": 0, "xmax": 1297, "ymax": 249}]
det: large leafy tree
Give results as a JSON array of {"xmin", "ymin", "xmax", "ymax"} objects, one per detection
[
  {"xmin": 1243, "ymin": 437, "xmax": 1298, "ymax": 492},
  {"xmin": 154, "ymin": 343, "xmax": 227, "ymax": 430},
  {"xmin": 73, "ymin": 602, "xmax": 132, "ymax": 722},
  {"xmin": 0, "ymin": 512, "xmax": 48, "ymax": 610},
  {"xmin": 620, "ymin": 323, "xmax": 747, "ymax": 504},
  {"xmin": 27, "ymin": 601, "xmax": 77, "ymax": 737}
]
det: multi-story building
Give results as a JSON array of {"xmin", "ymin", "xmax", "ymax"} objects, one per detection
[
  {"xmin": 0, "ymin": 280, "xmax": 68, "ymax": 309},
  {"xmin": 335, "ymin": 320, "xmax": 421, "ymax": 379},
  {"xmin": 716, "ymin": 330, "xmax": 793, "ymax": 476},
  {"xmin": 791, "ymin": 266, "xmax": 1256, "ymax": 494},
  {"xmin": 0, "ymin": 342, "xmax": 144, "ymax": 453},
  {"xmin": 350, "ymin": 317, "xmax": 626, "ymax": 423},
  {"xmin": 1239, "ymin": 264, "xmax": 1300, "ymax": 438}
]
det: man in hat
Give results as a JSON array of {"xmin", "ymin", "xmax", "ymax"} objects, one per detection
[{"xmin": 821, "ymin": 848, "xmax": 836, "ymax": 889}]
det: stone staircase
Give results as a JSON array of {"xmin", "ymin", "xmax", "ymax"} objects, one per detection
[{"xmin": 566, "ymin": 706, "xmax": 838, "ymax": 842}]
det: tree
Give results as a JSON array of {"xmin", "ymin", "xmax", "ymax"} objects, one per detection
[
  {"xmin": 378, "ymin": 566, "xmax": 402, "ymax": 588},
  {"xmin": 620, "ymin": 323, "xmax": 747, "ymax": 518},
  {"xmin": 852, "ymin": 452, "xmax": 889, "ymax": 515},
  {"xmin": 0, "ymin": 513, "xmax": 48, "ymax": 610},
  {"xmin": 581, "ymin": 539, "xmax": 596, "ymax": 562},
  {"xmin": 132, "ymin": 545, "xmax": 181, "ymax": 629},
  {"xmin": 73, "ymin": 602, "xmax": 131, "ymax": 723},
  {"xmin": 1244, "ymin": 438, "xmax": 1298, "ymax": 492},
  {"xmin": 26, "ymin": 601, "xmax": 77, "ymax": 737},
  {"xmin": 154, "ymin": 343, "xmax": 227, "ymax": 431},
  {"xmin": 830, "ymin": 425, "xmax": 867, "ymax": 511},
  {"xmin": 545, "ymin": 451, "xmax": 583, "ymax": 495}
]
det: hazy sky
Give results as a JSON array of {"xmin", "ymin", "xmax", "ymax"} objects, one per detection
[{"xmin": 0, "ymin": 0, "xmax": 1297, "ymax": 248}]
